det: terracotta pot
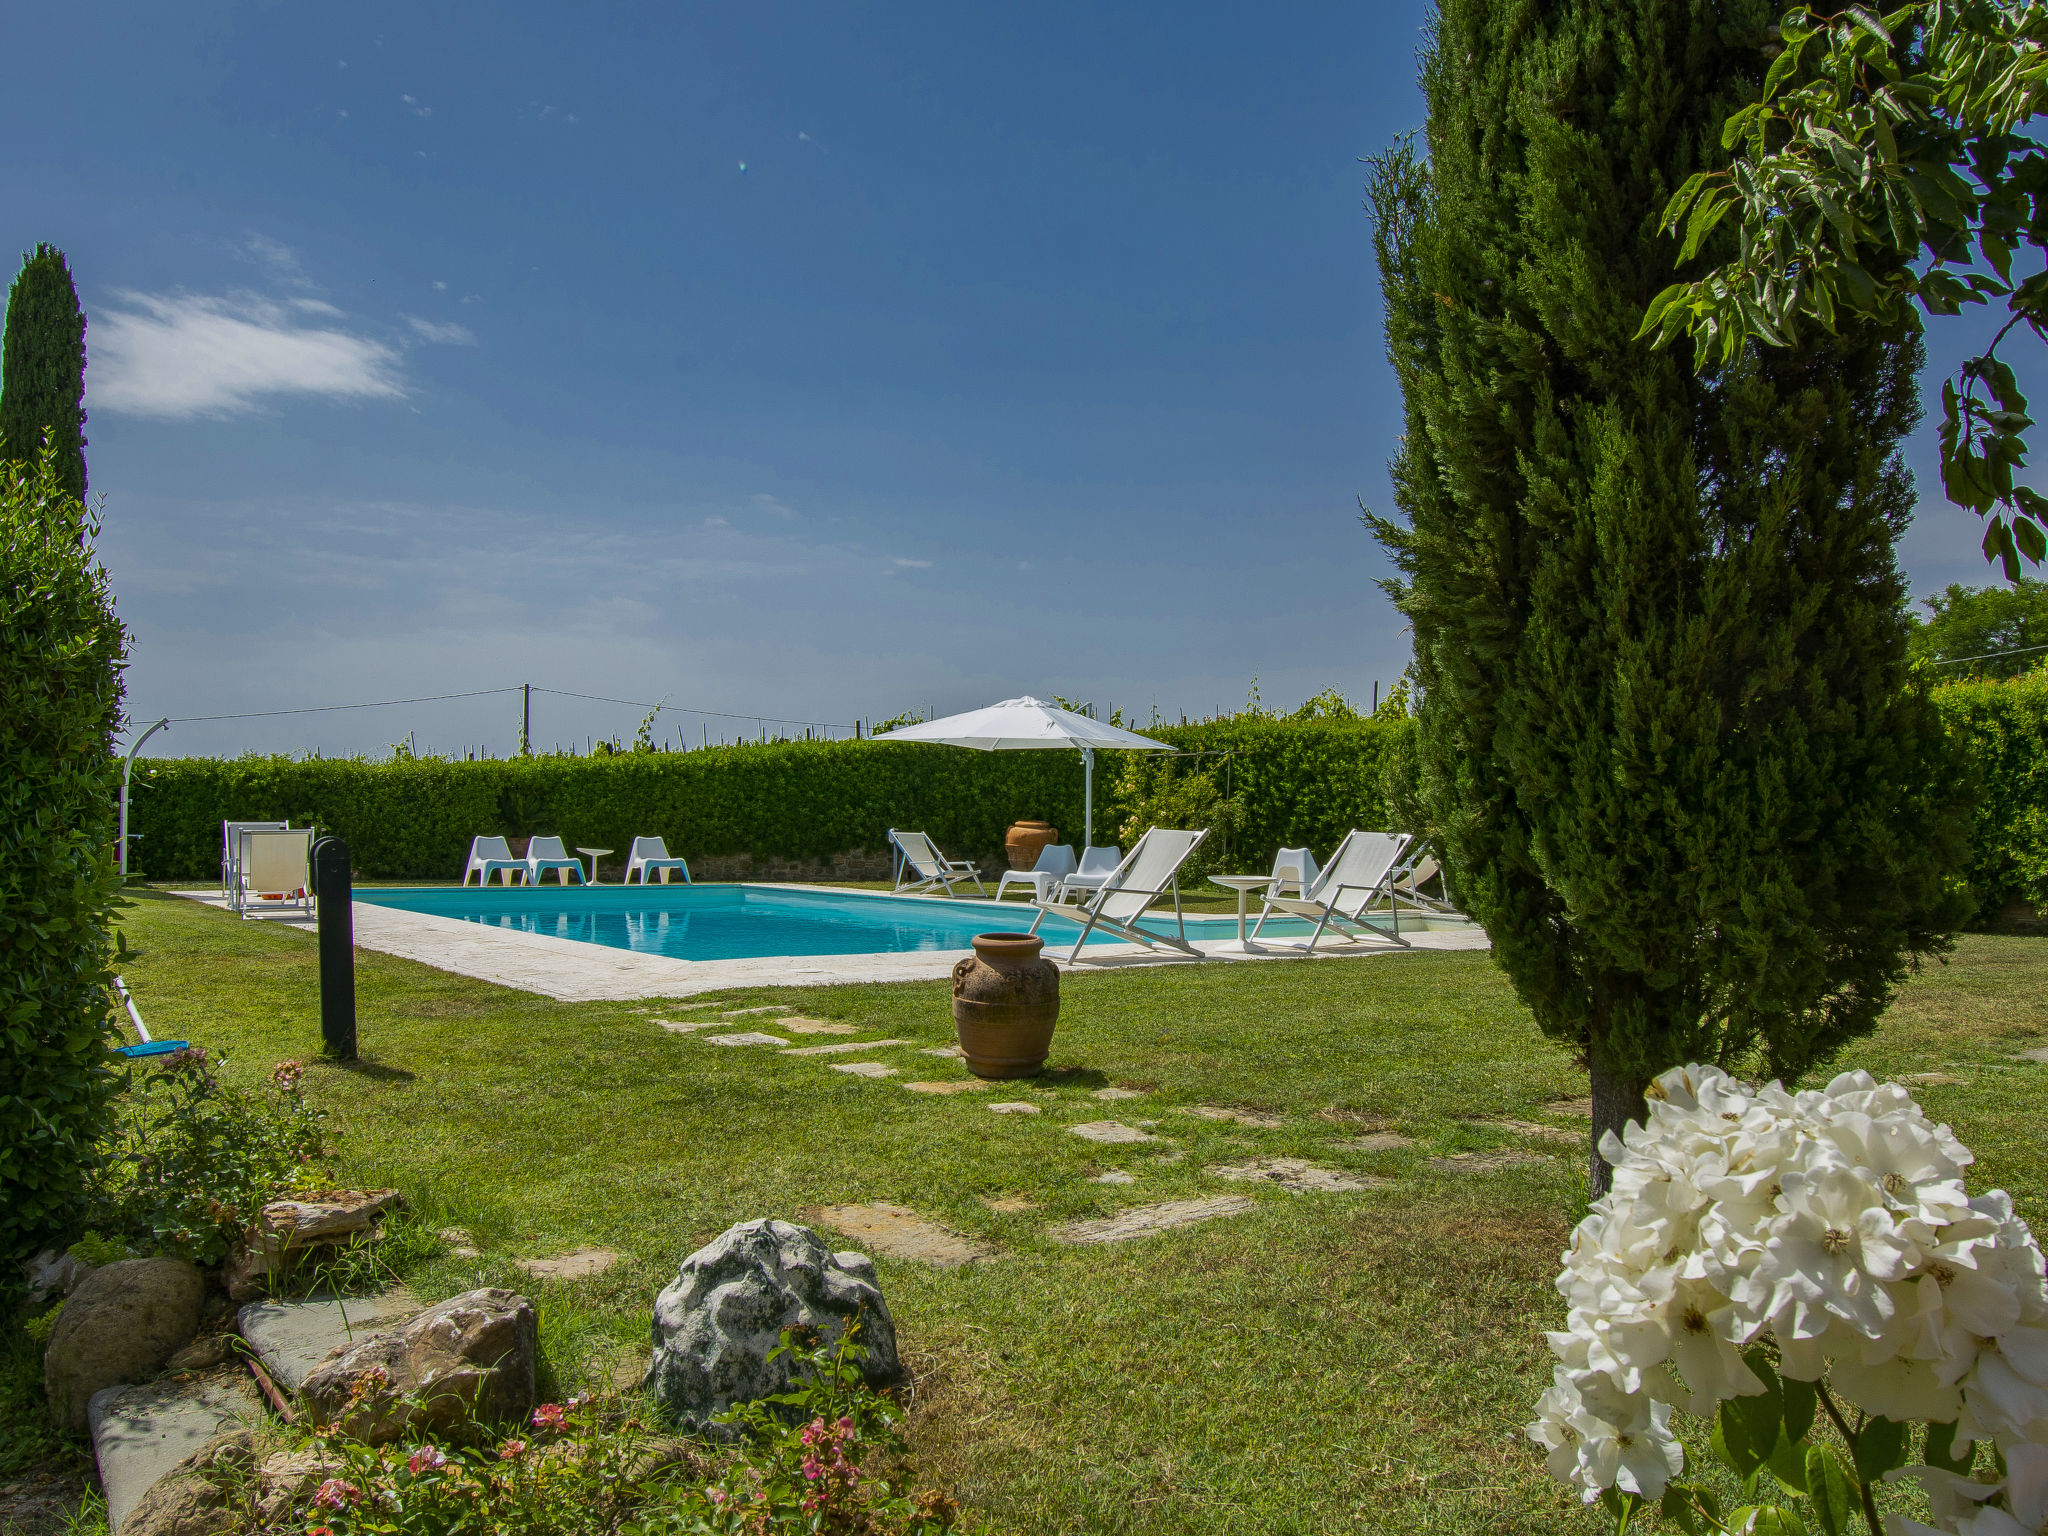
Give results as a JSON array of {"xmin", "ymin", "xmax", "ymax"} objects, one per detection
[
  {"xmin": 1004, "ymin": 820, "xmax": 1058, "ymax": 871},
  {"xmin": 951, "ymin": 932, "xmax": 1060, "ymax": 1079}
]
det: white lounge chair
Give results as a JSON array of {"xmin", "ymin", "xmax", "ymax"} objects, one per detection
[
  {"xmin": 888, "ymin": 830, "xmax": 986, "ymax": 897},
  {"xmin": 523, "ymin": 835, "xmax": 588, "ymax": 885},
  {"xmin": 1390, "ymin": 842, "xmax": 1458, "ymax": 914},
  {"xmin": 1028, "ymin": 826, "xmax": 1209, "ymax": 962},
  {"xmin": 624, "ymin": 835, "xmax": 692, "ymax": 884},
  {"xmin": 222, "ymin": 820, "xmax": 289, "ymax": 900},
  {"xmin": 1270, "ymin": 846, "xmax": 1320, "ymax": 899},
  {"xmin": 994, "ymin": 843, "xmax": 1076, "ymax": 903},
  {"xmin": 1055, "ymin": 844, "xmax": 1123, "ymax": 901},
  {"xmin": 463, "ymin": 835, "xmax": 527, "ymax": 886},
  {"xmin": 1251, "ymin": 829, "xmax": 1412, "ymax": 952},
  {"xmin": 236, "ymin": 828, "xmax": 314, "ymax": 919}
]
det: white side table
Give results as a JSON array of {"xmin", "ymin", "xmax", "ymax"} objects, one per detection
[
  {"xmin": 576, "ymin": 847, "xmax": 612, "ymax": 885},
  {"xmin": 1207, "ymin": 874, "xmax": 1275, "ymax": 950}
]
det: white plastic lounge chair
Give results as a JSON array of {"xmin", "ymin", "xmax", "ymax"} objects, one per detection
[
  {"xmin": 1251, "ymin": 829, "xmax": 1412, "ymax": 952},
  {"xmin": 995, "ymin": 843, "xmax": 1076, "ymax": 903},
  {"xmin": 888, "ymin": 830, "xmax": 986, "ymax": 897},
  {"xmin": 1028, "ymin": 826, "xmax": 1210, "ymax": 962},
  {"xmin": 1270, "ymin": 846, "xmax": 1320, "ymax": 900},
  {"xmin": 523, "ymin": 835, "xmax": 588, "ymax": 885},
  {"xmin": 463, "ymin": 836, "xmax": 527, "ymax": 886},
  {"xmin": 222, "ymin": 820, "xmax": 288, "ymax": 901},
  {"xmin": 1055, "ymin": 845, "xmax": 1123, "ymax": 901},
  {"xmin": 236, "ymin": 829, "xmax": 314, "ymax": 919},
  {"xmin": 624, "ymin": 835, "xmax": 692, "ymax": 885}
]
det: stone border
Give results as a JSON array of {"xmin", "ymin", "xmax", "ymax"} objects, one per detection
[{"xmin": 164, "ymin": 886, "xmax": 1489, "ymax": 1003}]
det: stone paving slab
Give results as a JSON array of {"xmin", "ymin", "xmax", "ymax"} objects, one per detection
[
  {"xmin": 1332, "ymin": 1133, "xmax": 1413, "ymax": 1152},
  {"xmin": 1069, "ymin": 1121, "xmax": 1159, "ymax": 1144},
  {"xmin": 1091, "ymin": 1170, "xmax": 1137, "ymax": 1185},
  {"xmin": 515, "ymin": 1247, "xmax": 622, "ymax": 1282},
  {"xmin": 830, "ymin": 1062, "xmax": 898, "ymax": 1078},
  {"xmin": 922, "ymin": 1044, "xmax": 966, "ymax": 1059},
  {"xmin": 1206, "ymin": 1157, "xmax": 1387, "ymax": 1193},
  {"xmin": 2016, "ymin": 1048, "xmax": 2048, "ymax": 1065},
  {"xmin": 90, "ymin": 1375, "xmax": 265, "ymax": 1534},
  {"xmin": 237, "ymin": 1289, "xmax": 418, "ymax": 1391},
  {"xmin": 1902, "ymin": 1071, "xmax": 1968, "ymax": 1085},
  {"xmin": 782, "ymin": 1038, "xmax": 912, "ymax": 1057},
  {"xmin": 904, "ymin": 1079, "xmax": 989, "ymax": 1095},
  {"xmin": 703, "ymin": 1032, "xmax": 790, "ymax": 1047},
  {"xmin": 980, "ymin": 1194, "xmax": 1037, "ymax": 1212},
  {"xmin": 1180, "ymin": 1104, "xmax": 1285, "ymax": 1129},
  {"xmin": 653, "ymin": 1018, "xmax": 728, "ymax": 1033},
  {"xmin": 987, "ymin": 1101, "xmax": 1040, "ymax": 1114},
  {"xmin": 811, "ymin": 1203, "xmax": 995, "ymax": 1267},
  {"xmin": 1093, "ymin": 1086, "xmax": 1147, "ymax": 1101},
  {"xmin": 779, "ymin": 1018, "xmax": 858, "ymax": 1035},
  {"xmin": 1049, "ymin": 1195, "xmax": 1256, "ymax": 1245},
  {"xmin": 1423, "ymin": 1149, "xmax": 1555, "ymax": 1174}
]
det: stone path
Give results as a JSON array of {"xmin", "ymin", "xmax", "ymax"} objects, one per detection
[
  {"xmin": 1069, "ymin": 1121, "xmax": 1159, "ymax": 1144},
  {"xmin": 782, "ymin": 1038, "xmax": 912, "ymax": 1057},
  {"xmin": 1091, "ymin": 1170, "xmax": 1136, "ymax": 1185},
  {"xmin": 1423, "ymin": 1149, "xmax": 1554, "ymax": 1173},
  {"xmin": 1902, "ymin": 1071, "xmax": 1967, "ymax": 1085},
  {"xmin": 832, "ymin": 1062, "xmax": 898, "ymax": 1078},
  {"xmin": 704, "ymin": 1031, "xmax": 790, "ymax": 1047},
  {"xmin": 922, "ymin": 1045, "xmax": 966, "ymax": 1059},
  {"xmin": 1180, "ymin": 1104, "xmax": 1285, "ymax": 1129},
  {"xmin": 1332, "ymin": 1132, "xmax": 1412, "ymax": 1152},
  {"xmin": 780, "ymin": 1018, "xmax": 858, "ymax": 1035},
  {"xmin": 2016, "ymin": 1047, "xmax": 2048, "ymax": 1065},
  {"xmin": 515, "ymin": 1247, "xmax": 622, "ymax": 1282},
  {"xmin": 89, "ymin": 1376, "xmax": 264, "ymax": 1534},
  {"xmin": 237, "ymin": 1289, "xmax": 417, "ymax": 1391},
  {"xmin": 904, "ymin": 1080, "xmax": 988, "ymax": 1095},
  {"xmin": 1471, "ymin": 1119, "xmax": 1581, "ymax": 1145},
  {"xmin": 1093, "ymin": 1086, "xmax": 1147, "ymax": 1101},
  {"xmin": 1206, "ymin": 1157, "xmax": 1386, "ymax": 1193},
  {"xmin": 655, "ymin": 1018, "xmax": 729, "ymax": 1034},
  {"xmin": 988, "ymin": 1101, "xmax": 1040, "ymax": 1114},
  {"xmin": 812, "ymin": 1203, "xmax": 995, "ymax": 1267},
  {"xmin": 1049, "ymin": 1196, "xmax": 1256, "ymax": 1245}
]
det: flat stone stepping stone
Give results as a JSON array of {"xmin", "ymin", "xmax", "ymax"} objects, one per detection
[
  {"xmin": 1049, "ymin": 1195, "xmax": 1255, "ymax": 1245},
  {"xmin": 904, "ymin": 1079, "xmax": 989, "ymax": 1094},
  {"xmin": 1471, "ymin": 1118, "xmax": 1580, "ymax": 1145},
  {"xmin": 654, "ymin": 1018, "xmax": 727, "ymax": 1033},
  {"xmin": 811, "ymin": 1203, "xmax": 994, "ymax": 1267},
  {"xmin": 90, "ymin": 1376, "xmax": 265, "ymax": 1534},
  {"xmin": 703, "ymin": 1031, "xmax": 790, "ymax": 1047},
  {"xmin": 237, "ymin": 1288, "xmax": 417, "ymax": 1390},
  {"xmin": 779, "ymin": 1018, "xmax": 858, "ymax": 1035},
  {"xmin": 782, "ymin": 1038, "xmax": 911, "ymax": 1057},
  {"xmin": 636, "ymin": 1002, "xmax": 717, "ymax": 1013},
  {"xmin": 2015, "ymin": 1048, "xmax": 2048, "ymax": 1065},
  {"xmin": 1069, "ymin": 1120, "xmax": 1159, "ymax": 1144},
  {"xmin": 1902, "ymin": 1071, "xmax": 1968, "ymax": 1085},
  {"xmin": 1091, "ymin": 1170, "xmax": 1136, "ymax": 1185},
  {"xmin": 1180, "ymin": 1104, "xmax": 1285, "ymax": 1129},
  {"xmin": 1423, "ymin": 1149, "xmax": 1554, "ymax": 1174},
  {"xmin": 1332, "ymin": 1133, "xmax": 1413, "ymax": 1152},
  {"xmin": 1317, "ymin": 1108, "xmax": 1396, "ymax": 1129},
  {"xmin": 514, "ymin": 1247, "xmax": 621, "ymax": 1282},
  {"xmin": 980, "ymin": 1193, "xmax": 1037, "ymax": 1212},
  {"xmin": 1093, "ymin": 1086, "xmax": 1147, "ymax": 1100},
  {"xmin": 1543, "ymin": 1096, "xmax": 1594, "ymax": 1118},
  {"xmin": 1207, "ymin": 1157, "xmax": 1386, "ymax": 1193},
  {"xmin": 988, "ymin": 1101, "xmax": 1040, "ymax": 1114},
  {"xmin": 831, "ymin": 1062, "xmax": 898, "ymax": 1078},
  {"xmin": 722, "ymin": 1005, "xmax": 791, "ymax": 1015},
  {"xmin": 922, "ymin": 1044, "xmax": 966, "ymax": 1059}
]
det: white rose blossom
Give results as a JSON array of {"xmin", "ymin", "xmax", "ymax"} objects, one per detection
[{"xmin": 1531, "ymin": 1063, "xmax": 2048, "ymax": 1515}]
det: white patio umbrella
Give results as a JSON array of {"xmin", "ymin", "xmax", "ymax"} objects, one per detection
[{"xmin": 871, "ymin": 695, "xmax": 1175, "ymax": 847}]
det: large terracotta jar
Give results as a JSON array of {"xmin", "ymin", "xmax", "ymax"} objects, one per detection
[
  {"xmin": 1004, "ymin": 820, "xmax": 1058, "ymax": 871},
  {"xmin": 951, "ymin": 932, "xmax": 1060, "ymax": 1079}
]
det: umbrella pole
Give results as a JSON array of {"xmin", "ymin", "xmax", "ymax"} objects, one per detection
[{"xmin": 1083, "ymin": 745, "xmax": 1093, "ymax": 847}]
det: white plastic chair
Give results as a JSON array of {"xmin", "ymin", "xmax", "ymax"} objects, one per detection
[
  {"xmin": 995, "ymin": 843, "xmax": 1076, "ymax": 903},
  {"xmin": 463, "ymin": 835, "xmax": 527, "ymax": 886},
  {"xmin": 524, "ymin": 835, "xmax": 588, "ymax": 885},
  {"xmin": 624, "ymin": 835, "xmax": 692, "ymax": 884},
  {"xmin": 1269, "ymin": 846, "xmax": 1320, "ymax": 900},
  {"xmin": 1252, "ymin": 830, "xmax": 1412, "ymax": 952},
  {"xmin": 888, "ymin": 830, "xmax": 986, "ymax": 897},
  {"xmin": 236, "ymin": 829, "xmax": 314, "ymax": 919},
  {"xmin": 1055, "ymin": 845, "xmax": 1123, "ymax": 901},
  {"xmin": 1028, "ymin": 826, "xmax": 1210, "ymax": 962},
  {"xmin": 223, "ymin": 820, "xmax": 288, "ymax": 900}
]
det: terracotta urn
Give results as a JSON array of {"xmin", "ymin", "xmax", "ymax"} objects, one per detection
[
  {"xmin": 951, "ymin": 932, "xmax": 1060, "ymax": 1079},
  {"xmin": 1004, "ymin": 820, "xmax": 1058, "ymax": 871}
]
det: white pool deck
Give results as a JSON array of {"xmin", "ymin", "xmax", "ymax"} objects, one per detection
[{"xmin": 168, "ymin": 885, "xmax": 1491, "ymax": 1003}]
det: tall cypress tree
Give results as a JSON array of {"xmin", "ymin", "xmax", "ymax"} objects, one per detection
[
  {"xmin": 1368, "ymin": 0, "xmax": 1971, "ymax": 1190},
  {"xmin": 1, "ymin": 244, "xmax": 89, "ymax": 501}
]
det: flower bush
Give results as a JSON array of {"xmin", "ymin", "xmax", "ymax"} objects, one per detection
[{"xmin": 1528, "ymin": 1064, "xmax": 2048, "ymax": 1535}]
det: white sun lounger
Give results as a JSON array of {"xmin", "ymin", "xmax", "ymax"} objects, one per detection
[
  {"xmin": 523, "ymin": 835, "xmax": 588, "ymax": 885},
  {"xmin": 463, "ymin": 835, "xmax": 528, "ymax": 886},
  {"xmin": 1251, "ymin": 829, "xmax": 1412, "ymax": 952},
  {"xmin": 995, "ymin": 843, "xmax": 1077, "ymax": 903},
  {"xmin": 236, "ymin": 828, "xmax": 314, "ymax": 919},
  {"xmin": 624, "ymin": 835, "xmax": 692, "ymax": 884},
  {"xmin": 1027, "ymin": 826, "xmax": 1209, "ymax": 962},
  {"xmin": 223, "ymin": 820, "xmax": 289, "ymax": 901},
  {"xmin": 1389, "ymin": 842, "xmax": 1458, "ymax": 914},
  {"xmin": 1055, "ymin": 844, "xmax": 1123, "ymax": 901},
  {"xmin": 888, "ymin": 829, "xmax": 986, "ymax": 897}
]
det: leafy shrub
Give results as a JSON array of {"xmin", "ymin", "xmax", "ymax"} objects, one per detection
[
  {"xmin": 1934, "ymin": 666, "xmax": 2048, "ymax": 923},
  {"xmin": 88, "ymin": 1050, "xmax": 326, "ymax": 1265},
  {"xmin": 0, "ymin": 445, "xmax": 127, "ymax": 1275}
]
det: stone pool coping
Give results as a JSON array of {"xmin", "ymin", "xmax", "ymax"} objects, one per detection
[{"xmin": 164, "ymin": 885, "xmax": 1490, "ymax": 1003}]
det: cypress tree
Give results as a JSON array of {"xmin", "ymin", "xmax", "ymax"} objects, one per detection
[
  {"xmin": 1, "ymin": 244, "xmax": 89, "ymax": 501},
  {"xmin": 1368, "ymin": 0, "xmax": 1972, "ymax": 1191}
]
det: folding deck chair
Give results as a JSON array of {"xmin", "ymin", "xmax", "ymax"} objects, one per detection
[
  {"xmin": 1251, "ymin": 829, "xmax": 1412, "ymax": 953},
  {"xmin": 235, "ymin": 828, "xmax": 315, "ymax": 919},
  {"xmin": 1027, "ymin": 826, "xmax": 1209, "ymax": 963},
  {"xmin": 223, "ymin": 820, "xmax": 289, "ymax": 901},
  {"xmin": 888, "ymin": 830, "xmax": 986, "ymax": 896}
]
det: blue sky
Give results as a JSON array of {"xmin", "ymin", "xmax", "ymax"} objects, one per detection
[{"xmin": 3, "ymin": 2, "xmax": 2028, "ymax": 758}]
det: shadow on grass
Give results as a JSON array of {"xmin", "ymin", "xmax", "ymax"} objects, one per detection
[{"xmin": 322, "ymin": 1055, "xmax": 415, "ymax": 1083}]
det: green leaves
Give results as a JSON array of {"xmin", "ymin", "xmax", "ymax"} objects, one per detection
[
  {"xmin": 1924, "ymin": 1420, "xmax": 1976, "ymax": 1476},
  {"xmin": 1853, "ymin": 1415, "xmax": 1911, "ymax": 1486},
  {"xmin": 1803, "ymin": 1446, "xmax": 1856, "ymax": 1536}
]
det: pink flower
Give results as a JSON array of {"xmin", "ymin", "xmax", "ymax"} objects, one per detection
[
  {"xmin": 837, "ymin": 1416, "xmax": 853, "ymax": 1434},
  {"xmin": 497, "ymin": 1439, "xmax": 526, "ymax": 1461},
  {"xmin": 272, "ymin": 1059, "xmax": 304, "ymax": 1091},
  {"xmin": 406, "ymin": 1446, "xmax": 447, "ymax": 1475},
  {"xmin": 802, "ymin": 1455, "xmax": 824, "ymax": 1482},
  {"xmin": 312, "ymin": 1478, "xmax": 363, "ymax": 1511},
  {"xmin": 531, "ymin": 1403, "xmax": 567, "ymax": 1432}
]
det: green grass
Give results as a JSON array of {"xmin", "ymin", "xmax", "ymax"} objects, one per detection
[{"xmin": 69, "ymin": 894, "xmax": 2048, "ymax": 1533}]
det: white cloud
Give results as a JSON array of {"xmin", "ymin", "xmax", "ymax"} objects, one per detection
[
  {"xmin": 405, "ymin": 315, "xmax": 476, "ymax": 346},
  {"xmin": 433, "ymin": 280, "xmax": 447, "ymax": 291},
  {"xmin": 751, "ymin": 493, "xmax": 796, "ymax": 519},
  {"xmin": 91, "ymin": 291, "xmax": 405, "ymax": 419},
  {"xmin": 244, "ymin": 235, "xmax": 308, "ymax": 283},
  {"xmin": 892, "ymin": 557, "xmax": 932, "ymax": 569}
]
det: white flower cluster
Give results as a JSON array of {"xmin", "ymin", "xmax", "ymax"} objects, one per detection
[{"xmin": 1527, "ymin": 1064, "xmax": 2048, "ymax": 1516}]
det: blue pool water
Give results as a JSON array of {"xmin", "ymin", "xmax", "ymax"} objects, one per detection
[{"xmin": 352, "ymin": 883, "xmax": 1297, "ymax": 962}]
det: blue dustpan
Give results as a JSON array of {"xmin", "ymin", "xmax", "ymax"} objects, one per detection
[{"xmin": 117, "ymin": 1039, "xmax": 190, "ymax": 1058}]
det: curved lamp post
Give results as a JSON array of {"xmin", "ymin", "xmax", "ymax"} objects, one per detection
[{"xmin": 118, "ymin": 718, "xmax": 171, "ymax": 878}]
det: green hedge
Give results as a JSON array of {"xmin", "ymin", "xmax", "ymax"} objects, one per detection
[
  {"xmin": 1935, "ymin": 668, "xmax": 2048, "ymax": 924},
  {"xmin": 128, "ymin": 718, "xmax": 1411, "ymax": 884}
]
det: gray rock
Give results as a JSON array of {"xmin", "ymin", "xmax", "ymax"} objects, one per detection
[
  {"xmin": 88, "ymin": 1378, "xmax": 262, "ymax": 1534},
  {"xmin": 299, "ymin": 1287, "xmax": 538, "ymax": 1444},
  {"xmin": 237, "ymin": 1288, "xmax": 418, "ymax": 1391},
  {"xmin": 24, "ymin": 1248, "xmax": 92, "ymax": 1305},
  {"xmin": 644, "ymin": 1219, "xmax": 904, "ymax": 1434},
  {"xmin": 44, "ymin": 1259, "xmax": 207, "ymax": 1433}
]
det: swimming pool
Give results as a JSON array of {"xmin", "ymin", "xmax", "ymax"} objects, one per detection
[{"xmin": 351, "ymin": 883, "xmax": 1312, "ymax": 963}]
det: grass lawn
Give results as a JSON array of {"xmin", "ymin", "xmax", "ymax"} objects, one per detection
[{"xmin": 82, "ymin": 892, "xmax": 2048, "ymax": 1534}]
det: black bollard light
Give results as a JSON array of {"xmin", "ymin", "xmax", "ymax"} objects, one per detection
[{"xmin": 312, "ymin": 835, "xmax": 358, "ymax": 1061}]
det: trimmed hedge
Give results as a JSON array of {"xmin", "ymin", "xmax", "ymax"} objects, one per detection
[{"xmin": 1935, "ymin": 668, "xmax": 2048, "ymax": 924}]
